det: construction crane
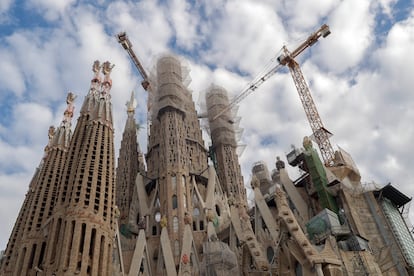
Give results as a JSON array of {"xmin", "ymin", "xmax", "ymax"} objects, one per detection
[
  {"xmin": 117, "ymin": 32, "xmax": 150, "ymax": 90},
  {"xmin": 212, "ymin": 24, "xmax": 335, "ymax": 166},
  {"xmin": 117, "ymin": 32, "xmax": 153, "ymax": 134}
]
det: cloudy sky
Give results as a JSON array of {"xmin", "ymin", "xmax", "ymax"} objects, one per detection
[{"xmin": 1, "ymin": 0, "xmax": 413, "ymax": 249}]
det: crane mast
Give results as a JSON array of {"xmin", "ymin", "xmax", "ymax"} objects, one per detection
[
  {"xmin": 212, "ymin": 24, "xmax": 335, "ymax": 166},
  {"xmin": 286, "ymin": 55, "xmax": 336, "ymax": 166},
  {"xmin": 278, "ymin": 24, "xmax": 335, "ymax": 167}
]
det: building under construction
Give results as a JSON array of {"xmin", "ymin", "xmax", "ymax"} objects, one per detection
[{"xmin": 1, "ymin": 25, "xmax": 414, "ymax": 275}]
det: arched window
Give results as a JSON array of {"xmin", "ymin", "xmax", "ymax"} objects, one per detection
[
  {"xmin": 266, "ymin": 246, "xmax": 274, "ymax": 263},
  {"xmin": 295, "ymin": 261, "xmax": 302, "ymax": 276},
  {"xmin": 193, "ymin": 208, "xmax": 200, "ymax": 217},
  {"xmin": 173, "ymin": 216, "xmax": 179, "ymax": 233},
  {"xmin": 215, "ymin": 204, "xmax": 221, "ymax": 216},
  {"xmin": 174, "ymin": 240, "xmax": 180, "ymax": 257},
  {"xmin": 172, "ymin": 195, "xmax": 178, "ymax": 209},
  {"xmin": 192, "ymin": 194, "xmax": 198, "ymax": 204},
  {"xmin": 136, "ymin": 213, "xmax": 141, "ymax": 225},
  {"xmin": 172, "ymin": 175, "xmax": 177, "ymax": 192}
]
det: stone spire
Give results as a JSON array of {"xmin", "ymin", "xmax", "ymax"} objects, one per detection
[
  {"xmin": 0, "ymin": 168, "xmax": 41, "ymax": 275},
  {"xmin": 116, "ymin": 90, "xmax": 146, "ymax": 271},
  {"xmin": 117, "ymin": 90, "xmax": 141, "ymax": 223},
  {"xmin": 126, "ymin": 90, "xmax": 137, "ymax": 114},
  {"xmin": 0, "ymin": 93, "xmax": 75, "ymax": 276},
  {"xmin": 43, "ymin": 61, "xmax": 118, "ymax": 274},
  {"xmin": 205, "ymin": 85, "xmax": 247, "ymax": 204},
  {"xmin": 49, "ymin": 92, "xmax": 76, "ymax": 150},
  {"xmin": 143, "ymin": 55, "xmax": 211, "ymax": 273}
]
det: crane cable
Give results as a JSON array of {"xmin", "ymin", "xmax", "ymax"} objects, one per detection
[{"xmin": 211, "ymin": 47, "xmax": 285, "ymax": 121}]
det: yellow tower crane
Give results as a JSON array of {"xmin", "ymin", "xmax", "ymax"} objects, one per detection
[
  {"xmin": 212, "ymin": 24, "xmax": 335, "ymax": 167},
  {"xmin": 277, "ymin": 24, "xmax": 334, "ymax": 167}
]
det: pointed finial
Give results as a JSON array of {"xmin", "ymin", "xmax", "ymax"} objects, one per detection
[
  {"xmin": 43, "ymin": 125, "xmax": 55, "ymax": 153},
  {"xmin": 101, "ymin": 61, "xmax": 114, "ymax": 96},
  {"xmin": 63, "ymin": 92, "xmax": 76, "ymax": 123},
  {"xmin": 126, "ymin": 91, "xmax": 137, "ymax": 113},
  {"xmin": 92, "ymin": 60, "xmax": 100, "ymax": 73},
  {"xmin": 48, "ymin": 126, "xmax": 55, "ymax": 140},
  {"xmin": 91, "ymin": 60, "xmax": 101, "ymax": 83},
  {"xmin": 102, "ymin": 61, "xmax": 115, "ymax": 75}
]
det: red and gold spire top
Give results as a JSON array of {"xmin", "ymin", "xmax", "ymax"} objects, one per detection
[
  {"xmin": 101, "ymin": 61, "xmax": 114, "ymax": 98},
  {"xmin": 43, "ymin": 92, "xmax": 75, "ymax": 153},
  {"xmin": 83, "ymin": 60, "xmax": 115, "ymax": 116},
  {"xmin": 91, "ymin": 60, "xmax": 102, "ymax": 84}
]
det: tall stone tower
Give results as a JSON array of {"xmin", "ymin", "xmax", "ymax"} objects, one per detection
[
  {"xmin": 116, "ymin": 91, "xmax": 145, "ymax": 224},
  {"xmin": 206, "ymin": 86, "xmax": 270, "ymax": 272},
  {"xmin": 0, "ymin": 168, "xmax": 39, "ymax": 275},
  {"xmin": 205, "ymin": 86, "xmax": 247, "ymax": 203},
  {"xmin": 43, "ymin": 61, "xmax": 118, "ymax": 275},
  {"xmin": 0, "ymin": 93, "xmax": 75, "ymax": 276},
  {"xmin": 145, "ymin": 55, "xmax": 209, "ymax": 264},
  {"xmin": 115, "ymin": 91, "xmax": 145, "ymax": 271},
  {"xmin": 122, "ymin": 55, "xmax": 238, "ymax": 275}
]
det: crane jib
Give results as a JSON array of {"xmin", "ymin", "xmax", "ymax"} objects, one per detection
[{"xmin": 214, "ymin": 24, "xmax": 335, "ymax": 166}]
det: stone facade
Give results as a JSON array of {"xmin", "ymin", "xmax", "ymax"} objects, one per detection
[{"xmin": 2, "ymin": 56, "xmax": 414, "ymax": 276}]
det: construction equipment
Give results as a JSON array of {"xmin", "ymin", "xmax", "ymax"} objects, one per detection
[
  {"xmin": 117, "ymin": 32, "xmax": 152, "ymax": 133},
  {"xmin": 212, "ymin": 24, "xmax": 335, "ymax": 167},
  {"xmin": 278, "ymin": 24, "xmax": 335, "ymax": 167},
  {"xmin": 117, "ymin": 32, "xmax": 150, "ymax": 90}
]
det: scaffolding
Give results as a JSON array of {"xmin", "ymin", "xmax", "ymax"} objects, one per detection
[{"xmin": 148, "ymin": 54, "xmax": 193, "ymax": 122}]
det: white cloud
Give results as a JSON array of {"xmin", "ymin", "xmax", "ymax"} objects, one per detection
[
  {"xmin": 0, "ymin": 0, "xmax": 13, "ymax": 12},
  {"xmin": 5, "ymin": 31, "xmax": 65, "ymax": 102},
  {"xmin": 0, "ymin": 48, "xmax": 26, "ymax": 97},
  {"xmin": 0, "ymin": 0, "xmax": 13, "ymax": 23},
  {"xmin": 279, "ymin": 0, "xmax": 341, "ymax": 30},
  {"xmin": 12, "ymin": 103, "xmax": 54, "ymax": 144},
  {"xmin": 0, "ymin": 139, "xmax": 43, "ymax": 173},
  {"xmin": 106, "ymin": 0, "xmax": 172, "ymax": 62},
  {"xmin": 167, "ymin": 0, "xmax": 200, "ymax": 50},
  {"xmin": 373, "ymin": 13, "xmax": 414, "ymax": 98},
  {"xmin": 200, "ymin": 0, "xmax": 286, "ymax": 75},
  {"xmin": 26, "ymin": 0, "xmax": 76, "ymax": 21},
  {"xmin": 315, "ymin": 0, "xmax": 375, "ymax": 73},
  {"xmin": 377, "ymin": 0, "xmax": 398, "ymax": 18}
]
